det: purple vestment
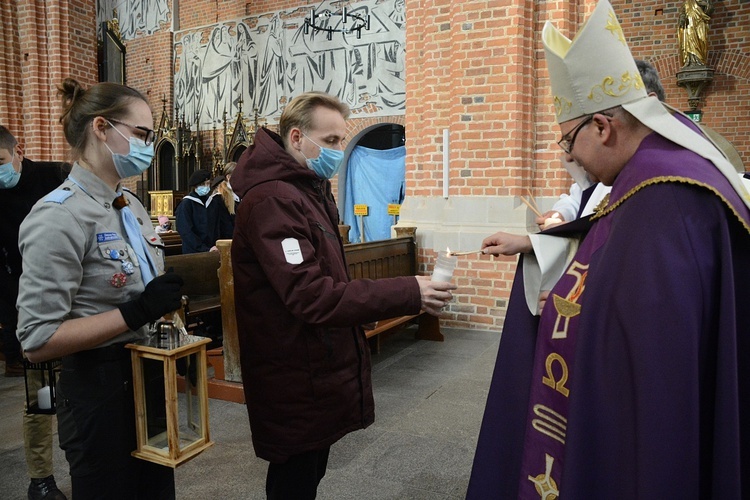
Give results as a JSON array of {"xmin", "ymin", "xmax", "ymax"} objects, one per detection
[{"xmin": 467, "ymin": 131, "xmax": 750, "ymax": 499}]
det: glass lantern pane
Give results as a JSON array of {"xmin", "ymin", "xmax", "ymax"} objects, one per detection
[
  {"xmin": 142, "ymin": 357, "xmax": 169, "ymax": 450},
  {"xmin": 177, "ymin": 351, "xmax": 204, "ymax": 449}
]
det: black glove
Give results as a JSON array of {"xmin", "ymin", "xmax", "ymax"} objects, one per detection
[{"xmin": 118, "ymin": 273, "xmax": 185, "ymax": 331}]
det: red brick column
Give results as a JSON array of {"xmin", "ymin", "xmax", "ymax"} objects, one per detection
[{"xmin": 1, "ymin": 0, "xmax": 97, "ymax": 161}]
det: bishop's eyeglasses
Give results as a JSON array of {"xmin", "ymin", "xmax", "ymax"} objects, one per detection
[{"xmin": 557, "ymin": 115, "xmax": 593, "ymax": 154}]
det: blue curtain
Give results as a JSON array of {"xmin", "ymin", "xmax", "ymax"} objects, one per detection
[{"xmin": 343, "ymin": 145, "xmax": 406, "ymax": 243}]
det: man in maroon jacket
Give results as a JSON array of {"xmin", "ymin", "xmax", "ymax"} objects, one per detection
[{"xmin": 231, "ymin": 92, "xmax": 455, "ymax": 499}]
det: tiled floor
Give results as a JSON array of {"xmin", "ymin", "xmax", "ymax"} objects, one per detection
[{"xmin": 0, "ymin": 327, "xmax": 500, "ymax": 499}]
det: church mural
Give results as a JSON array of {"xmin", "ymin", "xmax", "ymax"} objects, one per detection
[
  {"xmin": 173, "ymin": 0, "xmax": 406, "ymax": 131},
  {"xmin": 97, "ymin": 0, "xmax": 171, "ymax": 39}
]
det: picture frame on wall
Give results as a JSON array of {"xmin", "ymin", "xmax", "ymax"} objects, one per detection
[{"xmin": 99, "ymin": 19, "xmax": 126, "ymax": 84}]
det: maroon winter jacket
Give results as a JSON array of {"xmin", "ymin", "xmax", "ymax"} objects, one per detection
[{"xmin": 231, "ymin": 128, "xmax": 422, "ymax": 462}]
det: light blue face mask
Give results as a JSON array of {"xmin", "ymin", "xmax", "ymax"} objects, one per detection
[
  {"xmin": 0, "ymin": 151, "xmax": 21, "ymax": 189},
  {"xmin": 301, "ymin": 133, "xmax": 344, "ymax": 179},
  {"xmin": 195, "ymin": 185, "xmax": 210, "ymax": 196},
  {"xmin": 105, "ymin": 121, "xmax": 155, "ymax": 179}
]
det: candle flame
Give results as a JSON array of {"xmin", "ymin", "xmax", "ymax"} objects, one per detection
[{"xmin": 446, "ymin": 247, "xmax": 451, "ymax": 257}]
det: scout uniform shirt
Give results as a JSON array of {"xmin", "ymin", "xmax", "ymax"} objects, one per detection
[{"xmin": 16, "ymin": 163, "xmax": 165, "ymax": 352}]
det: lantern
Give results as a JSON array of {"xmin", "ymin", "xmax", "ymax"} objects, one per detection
[
  {"xmin": 126, "ymin": 320, "xmax": 213, "ymax": 467},
  {"xmin": 23, "ymin": 359, "xmax": 62, "ymax": 414}
]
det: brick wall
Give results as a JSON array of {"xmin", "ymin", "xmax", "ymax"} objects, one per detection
[
  {"xmin": 126, "ymin": 31, "xmax": 174, "ymax": 116},
  {"xmin": 402, "ymin": 0, "xmax": 749, "ymax": 330},
  {"xmin": 403, "ymin": 0, "xmax": 540, "ymax": 329},
  {"xmin": 4, "ymin": 0, "xmax": 748, "ymax": 331},
  {"xmin": 406, "ymin": 0, "xmax": 541, "ymax": 198},
  {"xmin": 615, "ymin": 0, "xmax": 750, "ymax": 165},
  {"xmin": 120, "ymin": 30, "xmax": 175, "ymax": 192},
  {"xmin": 0, "ymin": 0, "xmax": 97, "ymax": 162}
]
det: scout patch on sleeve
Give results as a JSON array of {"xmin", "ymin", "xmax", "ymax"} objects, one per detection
[{"xmin": 281, "ymin": 238, "xmax": 303, "ymax": 264}]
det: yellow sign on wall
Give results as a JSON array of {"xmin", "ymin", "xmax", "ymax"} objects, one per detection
[{"xmin": 354, "ymin": 204, "xmax": 369, "ymax": 216}]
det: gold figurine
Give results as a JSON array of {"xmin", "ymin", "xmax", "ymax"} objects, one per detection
[{"xmin": 678, "ymin": 0, "xmax": 714, "ymax": 68}]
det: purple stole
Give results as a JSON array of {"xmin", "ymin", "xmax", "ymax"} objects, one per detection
[{"xmin": 516, "ymin": 213, "xmax": 611, "ymax": 498}]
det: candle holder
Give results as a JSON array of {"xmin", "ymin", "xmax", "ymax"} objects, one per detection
[
  {"xmin": 23, "ymin": 359, "xmax": 62, "ymax": 415},
  {"xmin": 126, "ymin": 325, "xmax": 213, "ymax": 468},
  {"xmin": 431, "ymin": 251, "xmax": 457, "ymax": 282}
]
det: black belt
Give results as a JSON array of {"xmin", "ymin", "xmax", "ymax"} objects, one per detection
[{"xmin": 62, "ymin": 342, "xmax": 131, "ymax": 368}]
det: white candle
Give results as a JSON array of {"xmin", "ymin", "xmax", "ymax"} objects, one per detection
[
  {"xmin": 543, "ymin": 213, "xmax": 563, "ymax": 229},
  {"xmin": 431, "ymin": 250, "xmax": 457, "ymax": 282},
  {"xmin": 37, "ymin": 386, "xmax": 52, "ymax": 410},
  {"xmin": 431, "ymin": 269, "xmax": 454, "ymax": 282}
]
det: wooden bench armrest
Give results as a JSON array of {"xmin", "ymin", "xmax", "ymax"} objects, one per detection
[
  {"xmin": 365, "ymin": 315, "xmax": 419, "ymax": 339},
  {"xmin": 363, "ymin": 311, "xmax": 443, "ymax": 354},
  {"xmin": 183, "ymin": 296, "xmax": 222, "ymax": 317}
]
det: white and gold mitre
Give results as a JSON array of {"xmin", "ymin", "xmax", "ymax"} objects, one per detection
[
  {"xmin": 543, "ymin": 0, "xmax": 750, "ymax": 209},
  {"xmin": 542, "ymin": 0, "xmax": 646, "ymax": 123}
]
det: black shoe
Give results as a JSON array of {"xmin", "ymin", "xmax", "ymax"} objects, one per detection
[{"xmin": 28, "ymin": 475, "xmax": 67, "ymax": 500}]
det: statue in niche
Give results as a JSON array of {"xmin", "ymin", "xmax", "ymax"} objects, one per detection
[{"xmin": 678, "ymin": 0, "xmax": 714, "ymax": 67}]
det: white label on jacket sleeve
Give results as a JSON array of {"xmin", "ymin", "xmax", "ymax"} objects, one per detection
[{"xmin": 282, "ymin": 238, "xmax": 303, "ymax": 264}]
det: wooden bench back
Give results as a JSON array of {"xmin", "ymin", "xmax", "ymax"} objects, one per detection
[
  {"xmin": 159, "ymin": 232, "xmax": 183, "ymax": 256},
  {"xmin": 165, "ymin": 251, "xmax": 221, "ymax": 298},
  {"xmin": 344, "ymin": 236, "xmax": 417, "ymax": 279}
]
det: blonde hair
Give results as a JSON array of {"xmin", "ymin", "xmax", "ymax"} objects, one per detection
[
  {"xmin": 278, "ymin": 92, "xmax": 350, "ymax": 146},
  {"xmin": 217, "ymin": 162, "xmax": 238, "ymax": 214},
  {"xmin": 217, "ymin": 180, "xmax": 235, "ymax": 215}
]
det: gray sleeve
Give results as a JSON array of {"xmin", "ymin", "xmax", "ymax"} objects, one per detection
[{"xmin": 16, "ymin": 202, "xmax": 87, "ymax": 352}]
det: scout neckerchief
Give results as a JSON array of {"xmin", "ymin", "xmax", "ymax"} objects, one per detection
[{"xmin": 113, "ymin": 193, "xmax": 157, "ymax": 284}]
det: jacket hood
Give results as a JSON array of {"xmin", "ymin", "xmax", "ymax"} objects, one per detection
[{"xmin": 232, "ymin": 127, "xmax": 319, "ymax": 199}]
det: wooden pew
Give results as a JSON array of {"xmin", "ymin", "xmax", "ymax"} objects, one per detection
[
  {"xmin": 165, "ymin": 251, "xmax": 221, "ymax": 322},
  {"xmin": 149, "ymin": 216, "xmax": 182, "ymax": 255},
  {"xmin": 166, "ymin": 249, "xmax": 244, "ymax": 402},
  {"xmin": 159, "ymin": 232, "xmax": 183, "ymax": 256},
  {"xmin": 216, "ymin": 240, "xmax": 240, "ymax": 384},
  {"xmin": 344, "ymin": 237, "xmax": 443, "ymax": 352}
]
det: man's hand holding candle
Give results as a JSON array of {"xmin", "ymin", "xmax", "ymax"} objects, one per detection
[{"xmin": 416, "ymin": 275, "xmax": 456, "ymax": 316}]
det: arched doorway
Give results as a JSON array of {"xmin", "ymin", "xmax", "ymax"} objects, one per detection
[
  {"xmin": 340, "ymin": 123, "xmax": 406, "ymax": 243},
  {"xmin": 154, "ymin": 139, "xmax": 177, "ymax": 190}
]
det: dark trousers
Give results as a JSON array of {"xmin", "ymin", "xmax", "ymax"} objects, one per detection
[
  {"xmin": 71, "ymin": 461, "xmax": 174, "ymax": 500},
  {"xmin": 266, "ymin": 447, "xmax": 330, "ymax": 500},
  {"xmin": 1, "ymin": 321, "xmax": 22, "ymax": 363},
  {"xmin": 58, "ymin": 345, "xmax": 175, "ymax": 500}
]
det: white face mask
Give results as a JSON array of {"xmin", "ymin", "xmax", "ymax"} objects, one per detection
[
  {"xmin": 104, "ymin": 120, "xmax": 155, "ymax": 179},
  {"xmin": 561, "ymin": 155, "xmax": 593, "ymax": 190},
  {"xmin": 300, "ymin": 133, "xmax": 345, "ymax": 179}
]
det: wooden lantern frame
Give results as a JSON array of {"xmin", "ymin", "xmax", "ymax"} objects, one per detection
[{"xmin": 126, "ymin": 334, "xmax": 213, "ymax": 468}]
